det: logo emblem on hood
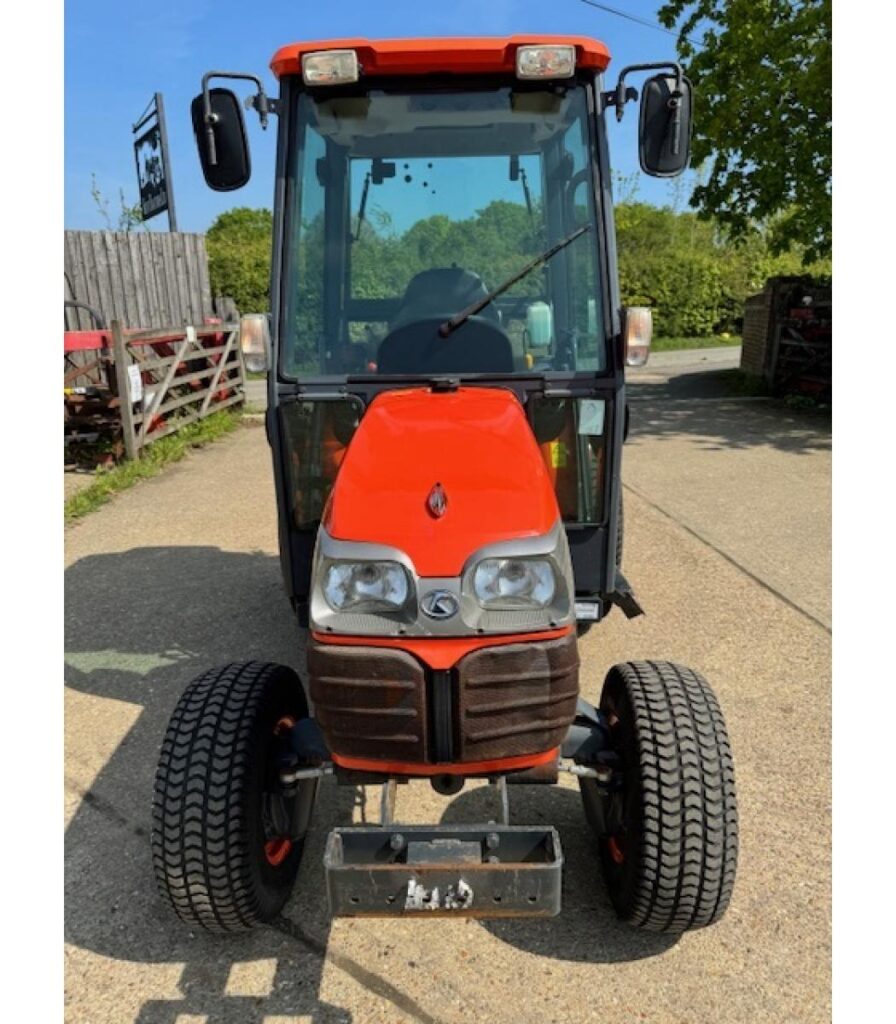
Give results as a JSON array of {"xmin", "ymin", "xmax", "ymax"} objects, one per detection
[
  {"xmin": 427, "ymin": 482, "xmax": 448, "ymax": 518},
  {"xmin": 421, "ymin": 590, "xmax": 459, "ymax": 619}
]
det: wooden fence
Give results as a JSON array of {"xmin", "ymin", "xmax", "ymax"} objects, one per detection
[
  {"xmin": 64, "ymin": 321, "xmax": 246, "ymax": 460},
  {"xmin": 64, "ymin": 231, "xmax": 219, "ymax": 331}
]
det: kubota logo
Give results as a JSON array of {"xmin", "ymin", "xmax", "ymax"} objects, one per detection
[
  {"xmin": 421, "ymin": 590, "xmax": 459, "ymax": 620},
  {"xmin": 427, "ymin": 482, "xmax": 448, "ymax": 518}
]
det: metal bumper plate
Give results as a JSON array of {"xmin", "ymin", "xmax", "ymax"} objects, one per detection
[{"xmin": 324, "ymin": 824, "xmax": 563, "ymax": 917}]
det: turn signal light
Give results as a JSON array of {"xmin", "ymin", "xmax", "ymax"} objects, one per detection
[
  {"xmin": 516, "ymin": 45, "xmax": 576, "ymax": 80},
  {"xmin": 239, "ymin": 313, "xmax": 271, "ymax": 374},
  {"xmin": 301, "ymin": 50, "xmax": 359, "ymax": 86},
  {"xmin": 624, "ymin": 307, "xmax": 653, "ymax": 367}
]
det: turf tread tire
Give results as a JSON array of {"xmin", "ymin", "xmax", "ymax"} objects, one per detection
[
  {"xmin": 151, "ymin": 661, "xmax": 308, "ymax": 933},
  {"xmin": 598, "ymin": 660, "xmax": 738, "ymax": 933}
]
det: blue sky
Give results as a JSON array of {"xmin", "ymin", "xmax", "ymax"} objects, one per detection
[{"xmin": 65, "ymin": 0, "xmax": 694, "ymax": 233}]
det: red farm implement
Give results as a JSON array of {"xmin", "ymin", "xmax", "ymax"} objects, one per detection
[{"xmin": 64, "ymin": 313, "xmax": 246, "ymax": 465}]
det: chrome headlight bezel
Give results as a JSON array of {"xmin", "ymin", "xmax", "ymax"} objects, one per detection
[
  {"xmin": 310, "ymin": 532, "xmax": 419, "ymax": 633},
  {"xmin": 310, "ymin": 522, "xmax": 574, "ymax": 637},
  {"xmin": 460, "ymin": 524, "xmax": 572, "ymax": 628}
]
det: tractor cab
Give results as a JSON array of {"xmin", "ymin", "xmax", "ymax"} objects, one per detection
[
  {"xmin": 193, "ymin": 37, "xmax": 692, "ymax": 624},
  {"xmin": 151, "ymin": 37, "xmax": 738, "ymax": 934}
]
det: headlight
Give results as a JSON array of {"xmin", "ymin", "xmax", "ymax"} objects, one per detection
[
  {"xmin": 472, "ymin": 558, "xmax": 557, "ymax": 609},
  {"xmin": 301, "ymin": 49, "xmax": 360, "ymax": 86},
  {"xmin": 516, "ymin": 44, "xmax": 576, "ymax": 80},
  {"xmin": 323, "ymin": 561, "xmax": 410, "ymax": 612}
]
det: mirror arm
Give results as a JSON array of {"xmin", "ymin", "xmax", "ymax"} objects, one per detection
[
  {"xmin": 200, "ymin": 70, "xmax": 278, "ymax": 166},
  {"xmin": 604, "ymin": 61, "xmax": 684, "ymax": 126},
  {"xmin": 246, "ymin": 91, "xmax": 280, "ymax": 127}
]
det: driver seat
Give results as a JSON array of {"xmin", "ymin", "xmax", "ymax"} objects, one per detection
[
  {"xmin": 389, "ymin": 268, "xmax": 501, "ymax": 330},
  {"xmin": 377, "ymin": 268, "xmax": 512, "ymax": 375}
]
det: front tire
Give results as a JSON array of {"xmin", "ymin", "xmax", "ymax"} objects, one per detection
[
  {"xmin": 588, "ymin": 660, "xmax": 738, "ymax": 933},
  {"xmin": 152, "ymin": 661, "xmax": 313, "ymax": 932}
]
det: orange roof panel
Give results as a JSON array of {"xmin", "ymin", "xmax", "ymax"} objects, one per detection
[{"xmin": 271, "ymin": 35, "xmax": 611, "ymax": 79}]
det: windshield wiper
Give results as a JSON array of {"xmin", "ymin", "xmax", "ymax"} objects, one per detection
[
  {"xmin": 353, "ymin": 170, "xmax": 372, "ymax": 242},
  {"xmin": 438, "ymin": 224, "xmax": 591, "ymax": 338}
]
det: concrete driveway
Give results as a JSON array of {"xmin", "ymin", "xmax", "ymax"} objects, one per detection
[
  {"xmin": 65, "ymin": 354, "xmax": 831, "ymax": 1023},
  {"xmin": 626, "ymin": 347, "xmax": 831, "ymax": 628}
]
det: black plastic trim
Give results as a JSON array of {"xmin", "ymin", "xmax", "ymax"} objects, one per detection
[{"xmin": 430, "ymin": 669, "xmax": 456, "ymax": 763}]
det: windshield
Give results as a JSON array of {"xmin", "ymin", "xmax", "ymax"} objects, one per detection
[{"xmin": 281, "ymin": 81, "xmax": 606, "ymax": 379}]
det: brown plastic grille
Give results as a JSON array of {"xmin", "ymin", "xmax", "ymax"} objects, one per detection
[
  {"xmin": 307, "ymin": 643, "xmax": 428, "ymax": 762},
  {"xmin": 456, "ymin": 633, "xmax": 580, "ymax": 762}
]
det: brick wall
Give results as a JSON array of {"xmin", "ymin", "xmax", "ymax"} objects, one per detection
[{"xmin": 740, "ymin": 276, "xmax": 829, "ymax": 382}]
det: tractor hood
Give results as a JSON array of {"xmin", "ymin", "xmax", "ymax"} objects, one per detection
[{"xmin": 323, "ymin": 387, "xmax": 560, "ymax": 577}]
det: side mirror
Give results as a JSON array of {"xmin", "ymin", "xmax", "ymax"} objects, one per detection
[
  {"xmin": 239, "ymin": 313, "xmax": 271, "ymax": 374},
  {"xmin": 190, "ymin": 88, "xmax": 251, "ymax": 191},
  {"xmin": 639, "ymin": 73, "xmax": 693, "ymax": 177},
  {"xmin": 623, "ymin": 307, "xmax": 653, "ymax": 367}
]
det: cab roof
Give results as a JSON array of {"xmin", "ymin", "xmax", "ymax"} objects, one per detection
[{"xmin": 270, "ymin": 35, "xmax": 611, "ymax": 80}]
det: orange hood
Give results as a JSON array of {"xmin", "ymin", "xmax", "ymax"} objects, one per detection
[{"xmin": 323, "ymin": 387, "xmax": 559, "ymax": 577}]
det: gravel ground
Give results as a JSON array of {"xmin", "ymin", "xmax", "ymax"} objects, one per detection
[{"xmin": 65, "ymin": 360, "xmax": 830, "ymax": 1024}]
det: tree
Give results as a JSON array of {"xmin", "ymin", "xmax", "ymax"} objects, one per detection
[
  {"xmin": 205, "ymin": 208, "xmax": 273, "ymax": 313},
  {"xmin": 205, "ymin": 195, "xmax": 829, "ymax": 351},
  {"xmin": 90, "ymin": 174, "xmax": 144, "ymax": 232},
  {"xmin": 658, "ymin": 0, "xmax": 831, "ymax": 261}
]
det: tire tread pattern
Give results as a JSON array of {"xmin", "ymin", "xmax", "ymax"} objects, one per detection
[
  {"xmin": 151, "ymin": 661, "xmax": 297, "ymax": 933},
  {"xmin": 607, "ymin": 660, "xmax": 738, "ymax": 932}
]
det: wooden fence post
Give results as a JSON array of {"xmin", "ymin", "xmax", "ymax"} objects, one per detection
[{"xmin": 111, "ymin": 320, "xmax": 139, "ymax": 460}]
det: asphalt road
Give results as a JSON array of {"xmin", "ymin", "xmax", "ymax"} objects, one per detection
[{"xmin": 65, "ymin": 352, "xmax": 831, "ymax": 1023}]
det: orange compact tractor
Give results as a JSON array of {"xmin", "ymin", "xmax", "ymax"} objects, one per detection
[{"xmin": 153, "ymin": 36, "xmax": 737, "ymax": 932}]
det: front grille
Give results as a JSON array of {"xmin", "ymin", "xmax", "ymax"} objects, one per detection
[
  {"xmin": 307, "ymin": 644, "xmax": 428, "ymax": 762},
  {"xmin": 456, "ymin": 634, "xmax": 579, "ymax": 762},
  {"xmin": 307, "ymin": 632, "xmax": 579, "ymax": 766}
]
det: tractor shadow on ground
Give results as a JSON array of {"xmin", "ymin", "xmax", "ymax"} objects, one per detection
[
  {"xmin": 627, "ymin": 369, "xmax": 831, "ymax": 456},
  {"xmin": 441, "ymin": 785, "xmax": 678, "ymax": 963},
  {"xmin": 64, "ymin": 545, "xmax": 358, "ymax": 1023},
  {"xmin": 66, "ymin": 545, "xmax": 676, "ymax": 1023}
]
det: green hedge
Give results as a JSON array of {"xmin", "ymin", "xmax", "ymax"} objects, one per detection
[
  {"xmin": 616, "ymin": 203, "xmax": 830, "ymax": 337},
  {"xmin": 206, "ymin": 203, "xmax": 831, "ymax": 337}
]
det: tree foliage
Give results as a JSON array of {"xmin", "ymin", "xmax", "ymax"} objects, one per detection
[
  {"xmin": 616, "ymin": 202, "xmax": 828, "ymax": 335},
  {"xmin": 206, "ymin": 199, "xmax": 830, "ymax": 340},
  {"xmin": 206, "ymin": 207, "xmax": 273, "ymax": 313},
  {"xmin": 657, "ymin": 0, "xmax": 831, "ymax": 261},
  {"xmin": 352, "ymin": 200, "xmax": 543, "ymax": 302}
]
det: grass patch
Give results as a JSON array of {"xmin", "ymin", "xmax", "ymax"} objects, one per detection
[
  {"xmin": 652, "ymin": 335, "xmax": 742, "ymax": 351},
  {"xmin": 65, "ymin": 409, "xmax": 242, "ymax": 522},
  {"xmin": 783, "ymin": 392, "xmax": 831, "ymax": 413},
  {"xmin": 717, "ymin": 369, "xmax": 770, "ymax": 397},
  {"xmin": 717, "ymin": 371, "xmax": 831, "ymax": 411}
]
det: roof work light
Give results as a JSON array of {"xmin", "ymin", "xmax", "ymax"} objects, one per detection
[
  {"xmin": 301, "ymin": 50, "xmax": 360, "ymax": 85},
  {"xmin": 515, "ymin": 45, "xmax": 576, "ymax": 80}
]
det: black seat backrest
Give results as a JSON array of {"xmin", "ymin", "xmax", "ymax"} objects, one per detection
[
  {"xmin": 390, "ymin": 267, "xmax": 501, "ymax": 329},
  {"xmin": 377, "ymin": 316, "xmax": 513, "ymax": 375}
]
